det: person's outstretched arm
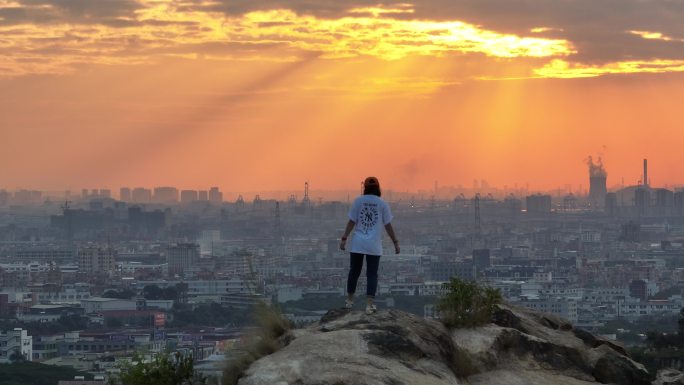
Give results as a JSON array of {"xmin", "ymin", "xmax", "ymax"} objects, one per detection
[
  {"xmin": 385, "ymin": 223, "xmax": 400, "ymax": 254},
  {"xmin": 340, "ymin": 220, "xmax": 355, "ymax": 250}
]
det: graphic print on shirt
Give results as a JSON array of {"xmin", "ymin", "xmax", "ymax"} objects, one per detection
[{"xmin": 358, "ymin": 203, "xmax": 379, "ymax": 234}]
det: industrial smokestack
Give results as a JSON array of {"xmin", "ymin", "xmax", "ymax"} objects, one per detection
[{"xmin": 643, "ymin": 159, "xmax": 648, "ymax": 187}]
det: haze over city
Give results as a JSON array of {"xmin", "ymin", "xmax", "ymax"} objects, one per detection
[{"xmin": 2, "ymin": 0, "xmax": 684, "ymax": 192}]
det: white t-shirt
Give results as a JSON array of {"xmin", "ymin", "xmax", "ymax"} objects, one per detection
[{"xmin": 348, "ymin": 194, "xmax": 393, "ymax": 256}]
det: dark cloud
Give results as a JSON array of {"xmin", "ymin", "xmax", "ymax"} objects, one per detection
[
  {"xmin": 2, "ymin": 0, "xmax": 684, "ymax": 65},
  {"xmin": 18, "ymin": 0, "xmax": 140, "ymax": 19},
  {"xmin": 176, "ymin": 0, "xmax": 684, "ymax": 63},
  {"xmin": 0, "ymin": 0, "xmax": 140, "ymax": 26}
]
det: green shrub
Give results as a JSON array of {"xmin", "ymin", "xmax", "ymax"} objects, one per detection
[
  {"xmin": 222, "ymin": 302, "xmax": 293, "ymax": 385},
  {"xmin": 437, "ymin": 278, "xmax": 502, "ymax": 328},
  {"xmin": 109, "ymin": 351, "xmax": 206, "ymax": 385}
]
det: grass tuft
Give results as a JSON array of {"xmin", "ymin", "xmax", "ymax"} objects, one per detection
[{"xmin": 222, "ymin": 302, "xmax": 293, "ymax": 385}]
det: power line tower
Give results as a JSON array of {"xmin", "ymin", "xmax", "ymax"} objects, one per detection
[
  {"xmin": 288, "ymin": 194, "xmax": 297, "ymax": 208},
  {"xmin": 253, "ymin": 194, "xmax": 262, "ymax": 211},
  {"xmin": 473, "ymin": 193, "xmax": 482, "ymax": 236},
  {"xmin": 61, "ymin": 200, "xmax": 74, "ymax": 254},
  {"xmin": 302, "ymin": 181, "xmax": 311, "ymax": 208},
  {"xmin": 274, "ymin": 201, "xmax": 283, "ymax": 241},
  {"xmin": 235, "ymin": 195, "xmax": 245, "ymax": 211}
]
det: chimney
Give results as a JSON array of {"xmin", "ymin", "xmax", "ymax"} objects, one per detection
[{"xmin": 643, "ymin": 159, "xmax": 648, "ymax": 187}]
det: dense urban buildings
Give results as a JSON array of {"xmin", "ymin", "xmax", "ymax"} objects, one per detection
[{"xmin": 3, "ymin": 170, "xmax": 684, "ymax": 380}]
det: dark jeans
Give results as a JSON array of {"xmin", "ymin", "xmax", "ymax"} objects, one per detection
[{"xmin": 347, "ymin": 252, "xmax": 380, "ymax": 297}]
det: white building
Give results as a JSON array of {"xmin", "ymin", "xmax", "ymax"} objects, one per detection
[
  {"xmin": 0, "ymin": 328, "xmax": 32, "ymax": 363},
  {"xmin": 198, "ymin": 230, "xmax": 221, "ymax": 256},
  {"xmin": 36, "ymin": 284, "xmax": 91, "ymax": 304},
  {"xmin": 580, "ymin": 288, "xmax": 630, "ymax": 303},
  {"xmin": 78, "ymin": 247, "xmax": 116, "ymax": 275},
  {"xmin": 385, "ymin": 281, "xmax": 447, "ymax": 296},
  {"xmin": 0, "ymin": 262, "xmax": 52, "ymax": 274},
  {"xmin": 135, "ymin": 279, "xmax": 253, "ymax": 302},
  {"xmin": 118, "ymin": 261, "xmax": 166, "ymax": 276},
  {"xmin": 32, "ymin": 334, "xmax": 61, "ymax": 361},
  {"xmin": 512, "ymin": 297, "xmax": 579, "ymax": 323},
  {"xmin": 618, "ymin": 298, "xmax": 683, "ymax": 320}
]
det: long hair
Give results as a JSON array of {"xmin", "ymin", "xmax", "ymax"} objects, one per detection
[{"xmin": 363, "ymin": 184, "xmax": 381, "ymax": 197}]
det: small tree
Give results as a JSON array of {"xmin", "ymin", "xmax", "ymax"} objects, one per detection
[
  {"xmin": 9, "ymin": 350, "xmax": 27, "ymax": 363},
  {"xmin": 110, "ymin": 351, "xmax": 206, "ymax": 385},
  {"xmin": 437, "ymin": 277, "xmax": 502, "ymax": 328}
]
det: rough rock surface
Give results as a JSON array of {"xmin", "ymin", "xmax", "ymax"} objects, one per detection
[
  {"xmin": 655, "ymin": 369, "xmax": 684, "ymax": 385},
  {"xmin": 237, "ymin": 304, "xmax": 654, "ymax": 385}
]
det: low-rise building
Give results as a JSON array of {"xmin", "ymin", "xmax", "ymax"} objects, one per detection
[
  {"xmin": 81, "ymin": 298, "xmax": 136, "ymax": 314},
  {"xmin": 0, "ymin": 328, "xmax": 32, "ymax": 363},
  {"xmin": 17, "ymin": 304, "xmax": 84, "ymax": 322},
  {"xmin": 511, "ymin": 297, "xmax": 579, "ymax": 323}
]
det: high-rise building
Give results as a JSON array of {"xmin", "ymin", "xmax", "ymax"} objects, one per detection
[
  {"xmin": 587, "ymin": 156, "xmax": 607, "ymax": 208},
  {"xmin": 503, "ymin": 195, "xmax": 522, "ymax": 221},
  {"xmin": 620, "ymin": 221, "xmax": 640, "ymax": 242},
  {"xmin": 675, "ymin": 191, "xmax": 684, "ymax": 216},
  {"xmin": 120, "ymin": 187, "xmax": 131, "ymax": 202},
  {"xmin": 180, "ymin": 190, "xmax": 198, "ymax": 204},
  {"xmin": 635, "ymin": 188, "xmax": 650, "ymax": 217},
  {"xmin": 526, "ymin": 194, "xmax": 552, "ymax": 214},
  {"xmin": 153, "ymin": 187, "xmax": 179, "ymax": 204},
  {"xmin": 473, "ymin": 249, "xmax": 491, "ymax": 270},
  {"xmin": 128, "ymin": 207, "xmax": 166, "ymax": 236},
  {"xmin": 14, "ymin": 190, "xmax": 42, "ymax": 205},
  {"xmin": 167, "ymin": 243, "xmax": 199, "ymax": 277},
  {"xmin": 209, "ymin": 187, "xmax": 223, "ymax": 204},
  {"xmin": 655, "ymin": 188, "xmax": 674, "ymax": 207},
  {"xmin": 131, "ymin": 187, "xmax": 152, "ymax": 203},
  {"xmin": 198, "ymin": 190, "xmax": 208, "ymax": 201},
  {"xmin": 651, "ymin": 188, "xmax": 673, "ymax": 216},
  {"xmin": 605, "ymin": 193, "xmax": 618, "ymax": 216},
  {"xmin": 99, "ymin": 189, "xmax": 111, "ymax": 199},
  {"xmin": 78, "ymin": 247, "xmax": 116, "ymax": 274}
]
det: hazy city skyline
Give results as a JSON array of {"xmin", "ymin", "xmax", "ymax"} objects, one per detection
[{"xmin": 1, "ymin": 154, "xmax": 680, "ymax": 202}]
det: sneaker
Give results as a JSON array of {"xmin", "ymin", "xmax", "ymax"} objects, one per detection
[
  {"xmin": 365, "ymin": 303, "xmax": 377, "ymax": 315},
  {"xmin": 345, "ymin": 299, "xmax": 354, "ymax": 309}
]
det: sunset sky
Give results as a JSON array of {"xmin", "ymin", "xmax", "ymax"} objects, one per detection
[{"xmin": 2, "ymin": 0, "xmax": 684, "ymax": 195}]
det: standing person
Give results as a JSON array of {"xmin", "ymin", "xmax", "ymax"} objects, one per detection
[{"xmin": 340, "ymin": 176, "xmax": 400, "ymax": 315}]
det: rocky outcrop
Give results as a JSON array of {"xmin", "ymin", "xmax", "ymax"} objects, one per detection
[
  {"xmin": 237, "ymin": 304, "xmax": 654, "ymax": 385},
  {"xmin": 654, "ymin": 369, "xmax": 684, "ymax": 385}
]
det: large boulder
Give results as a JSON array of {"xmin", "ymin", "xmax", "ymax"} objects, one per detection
[
  {"xmin": 654, "ymin": 369, "xmax": 684, "ymax": 385},
  {"xmin": 237, "ymin": 305, "xmax": 654, "ymax": 385},
  {"xmin": 486, "ymin": 304, "xmax": 650, "ymax": 385},
  {"xmin": 238, "ymin": 309, "xmax": 460, "ymax": 385}
]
